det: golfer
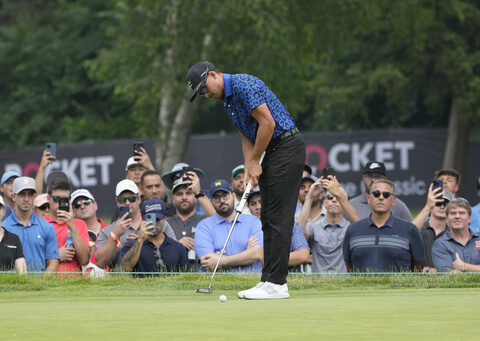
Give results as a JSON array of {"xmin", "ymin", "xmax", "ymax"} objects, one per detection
[{"xmin": 187, "ymin": 62, "xmax": 305, "ymax": 299}]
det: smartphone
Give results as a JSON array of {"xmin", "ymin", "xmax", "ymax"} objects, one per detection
[
  {"xmin": 45, "ymin": 142, "xmax": 57, "ymax": 159},
  {"xmin": 58, "ymin": 197, "xmax": 69, "ymax": 212},
  {"xmin": 432, "ymin": 179, "xmax": 443, "ymax": 197},
  {"xmin": 118, "ymin": 206, "xmax": 130, "ymax": 219},
  {"xmin": 145, "ymin": 213, "xmax": 157, "ymax": 234},
  {"xmin": 323, "ymin": 167, "xmax": 335, "ymax": 179},
  {"xmin": 133, "ymin": 142, "xmax": 144, "ymax": 159}
]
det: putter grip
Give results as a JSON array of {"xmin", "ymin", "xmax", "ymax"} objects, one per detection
[{"xmin": 236, "ymin": 152, "xmax": 265, "ymax": 213}]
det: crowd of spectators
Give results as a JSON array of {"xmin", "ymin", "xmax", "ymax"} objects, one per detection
[{"xmin": 1, "ymin": 144, "xmax": 479, "ymax": 276}]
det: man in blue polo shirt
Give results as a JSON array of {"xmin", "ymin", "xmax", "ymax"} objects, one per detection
[
  {"xmin": 194, "ymin": 180, "xmax": 263, "ymax": 273},
  {"xmin": 432, "ymin": 198, "xmax": 480, "ymax": 272},
  {"xmin": 3, "ymin": 176, "xmax": 59, "ymax": 273},
  {"xmin": 120, "ymin": 199, "xmax": 188, "ymax": 276},
  {"xmin": 187, "ymin": 61, "xmax": 305, "ymax": 299},
  {"xmin": 343, "ymin": 179, "xmax": 424, "ymax": 272}
]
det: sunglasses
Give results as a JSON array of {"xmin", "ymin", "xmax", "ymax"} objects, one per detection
[
  {"xmin": 325, "ymin": 195, "xmax": 335, "ymax": 200},
  {"xmin": 73, "ymin": 199, "xmax": 93, "ymax": 209},
  {"xmin": 38, "ymin": 203, "xmax": 50, "ymax": 211},
  {"xmin": 371, "ymin": 191, "xmax": 392, "ymax": 199},
  {"xmin": 435, "ymin": 201, "xmax": 448, "ymax": 207},
  {"xmin": 199, "ymin": 67, "xmax": 209, "ymax": 96},
  {"xmin": 117, "ymin": 195, "xmax": 138, "ymax": 204},
  {"xmin": 52, "ymin": 196, "xmax": 70, "ymax": 202}
]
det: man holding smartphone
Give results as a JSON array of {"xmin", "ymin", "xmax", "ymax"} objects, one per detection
[
  {"xmin": 120, "ymin": 199, "xmax": 188, "ymax": 275},
  {"xmin": 44, "ymin": 178, "xmax": 90, "ymax": 276}
]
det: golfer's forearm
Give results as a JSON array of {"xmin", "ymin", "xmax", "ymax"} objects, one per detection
[
  {"xmin": 288, "ymin": 249, "xmax": 310, "ymax": 266},
  {"xmin": 240, "ymin": 133, "xmax": 254, "ymax": 163},
  {"xmin": 221, "ymin": 246, "xmax": 263, "ymax": 267}
]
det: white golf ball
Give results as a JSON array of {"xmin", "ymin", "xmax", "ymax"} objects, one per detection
[{"xmin": 219, "ymin": 295, "xmax": 227, "ymax": 302}]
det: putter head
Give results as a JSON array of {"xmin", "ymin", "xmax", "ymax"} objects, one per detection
[{"xmin": 196, "ymin": 288, "xmax": 213, "ymax": 294}]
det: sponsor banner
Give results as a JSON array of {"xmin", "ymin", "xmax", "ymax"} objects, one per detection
[
  {"xmin": 1, "ymin": 130, "xmax": 478, "ymax": 217},
  {"xmin": 0, "ymin": 139, "xmax": 155, "ymax": 218},
  {"xmin": 186, "ymin": 129, "xmax": 480, "ymax": 210}
]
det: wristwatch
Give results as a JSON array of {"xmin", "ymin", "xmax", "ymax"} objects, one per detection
[{"xmin": 195, "ymin": 190, "xmax": 205, "ymax": 199}]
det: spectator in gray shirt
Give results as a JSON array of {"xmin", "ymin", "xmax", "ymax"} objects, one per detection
[
  {"xmin": 349, "ymin": 161, "xmax": 412, "ymax": 222},
  {"xmin": 297, "ymin": 175, "xmax": 358, "ymax": 273}
]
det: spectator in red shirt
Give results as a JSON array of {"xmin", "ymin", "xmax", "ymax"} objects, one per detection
[{"xmin": 44, "ymin": 178, "xmax": 90, "ymax": 276}]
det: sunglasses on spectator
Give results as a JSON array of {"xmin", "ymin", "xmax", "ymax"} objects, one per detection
[
  {"xmin": 325, "ymin": 195, "xmax": 335, "ymax": 200},
  {"xmin": 73, "ymin": 199, "xmax": 93, "ymax": 209},
  {"xmin": 38, "ymin": 204, "xmax": 50, "ymax": 211},
  {"xmin": 435, "ymin": 200, "xmax": 448, "ymax": 207},
  {"xmin": 212, "ymin": 192, "xmax": 231, "ymax": 203},
  {"xmin": 371, "ymin": 191, "xmax": 392, "ymax": 199},
  {"xmin": 52, "ymin": 196, "xmax": 70, "ymax": 202},
  {"xmin": 117, "ymin": 196, "xmax": 138, "ymax": 204}
]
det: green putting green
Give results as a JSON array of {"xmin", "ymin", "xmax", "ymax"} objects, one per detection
[{"xmin": 0, "ymin": 274, "xmax": 479, "ymax": 340}]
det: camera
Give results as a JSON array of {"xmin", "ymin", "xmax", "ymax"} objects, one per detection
[
  {"xmin": 58, "ymin": 197, "xmax": 70, "ymax": 212},
  {"xmin": 133, "ymin": 142, "xmax": 144, "ymax": 160},
  {"xmin": 145, "ymin": 213, "xmax": 157, "ymax": 234}
]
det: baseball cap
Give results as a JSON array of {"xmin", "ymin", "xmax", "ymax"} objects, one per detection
[
  {"xmin": 301, "ymin": 174, "xmax": 318, "ymax": 184},
  {"xmin": 12, "ymin": 177, "xmax": 37, "ymax": 194},
  {"xmin": 34, "ymin": 193, "xmax": 48, "ymax": 208},
  {"xmin": 71, "ymin": 189, "xmax": 95, "ymax": 203},
  {"xmin": 187, "ymin": 61, "xmax": 216, "ymax": 102},
  {"xmin": 441, "ymin": 190, "xmax": 454, "ymax": 202},
  {"xmin": 1, "ymin": 171, "xmax": 20, "ymax": 185},
  {"xmin": 209, "ymin": 180, "xmax": 232, "ymax": 196},
  {"xmin": 172, "ymin": 177, "xmax": 188, "ymax": 193},
  {"xmin": 141, "ymin": 199, "xmax": 166, "ymax": 220},
  {"xmin": 125, "ymin": 157, "xmax": 139, "ymax": 171},
  {"xmin": 115, "ymin": 179, "xmax": 139, "ymax": 196},
  {"xmin": 232, "ymin": 165, "xmax": 245, "ymax": 179},
  {"xmin": 247, "ymin": 187, "xmax": 261, "ymax": 203},
  {"xmin": 363, "ymin": 161, "xmax": 386, "ymax": 176},
  {"xmin": 161, "ymin": 162, "xmax": 205, "ymax": 190}
]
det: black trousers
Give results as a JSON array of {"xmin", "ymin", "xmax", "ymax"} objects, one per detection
[{"xmin": 259, "ymin": 133, "xmax": 305, "ymax": 285}]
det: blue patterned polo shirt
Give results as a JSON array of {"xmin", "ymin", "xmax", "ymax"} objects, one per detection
[{"xmin": 223, "ymin": 73, "xmax": 296, "ymax": 144}]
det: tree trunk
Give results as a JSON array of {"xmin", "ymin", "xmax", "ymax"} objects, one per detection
[
  {"xmin": 155, "ymin": 2, "xmax": 211, "ymax": 174},
  {"xmin": 442, "ymin": 97, "xmax": 470, "ymax": 196}
]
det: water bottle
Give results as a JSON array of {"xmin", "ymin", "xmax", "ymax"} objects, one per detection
[
  {"xmin": 66, "ymin": 231, "xmax": 74, "ymax": 248},
  {"xmin": 188, "ymin": 249, "xmax": 196, "ymax": 263}
]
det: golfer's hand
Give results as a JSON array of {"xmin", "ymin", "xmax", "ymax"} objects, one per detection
[
  {"xmin": 200, "ymin": 253, "xmax": 221, "ymax": 271},
  {"xmin": 178, "ymin": 237, "xmax": 194, "ymax": 250},
  {"xmin": 59, "ymin": 245, "xmax": 76, "ymax": 262},
  {"xmin": 245, "ymin": 160, "xmax": 262, "ymax": 188}
]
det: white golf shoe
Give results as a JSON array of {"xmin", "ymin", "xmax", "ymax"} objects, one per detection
[
  {"xmin": 243, "ymin": 281, "xmax": 290, "ymax": 300},
  {"xmin": 237, "ymin": 282, "xmax": 265, "ymax": 299}
]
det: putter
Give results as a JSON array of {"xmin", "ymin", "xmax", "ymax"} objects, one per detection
[{"xmin": 196, "ymin": 152, "xmax": 265, "ymax": 294}]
